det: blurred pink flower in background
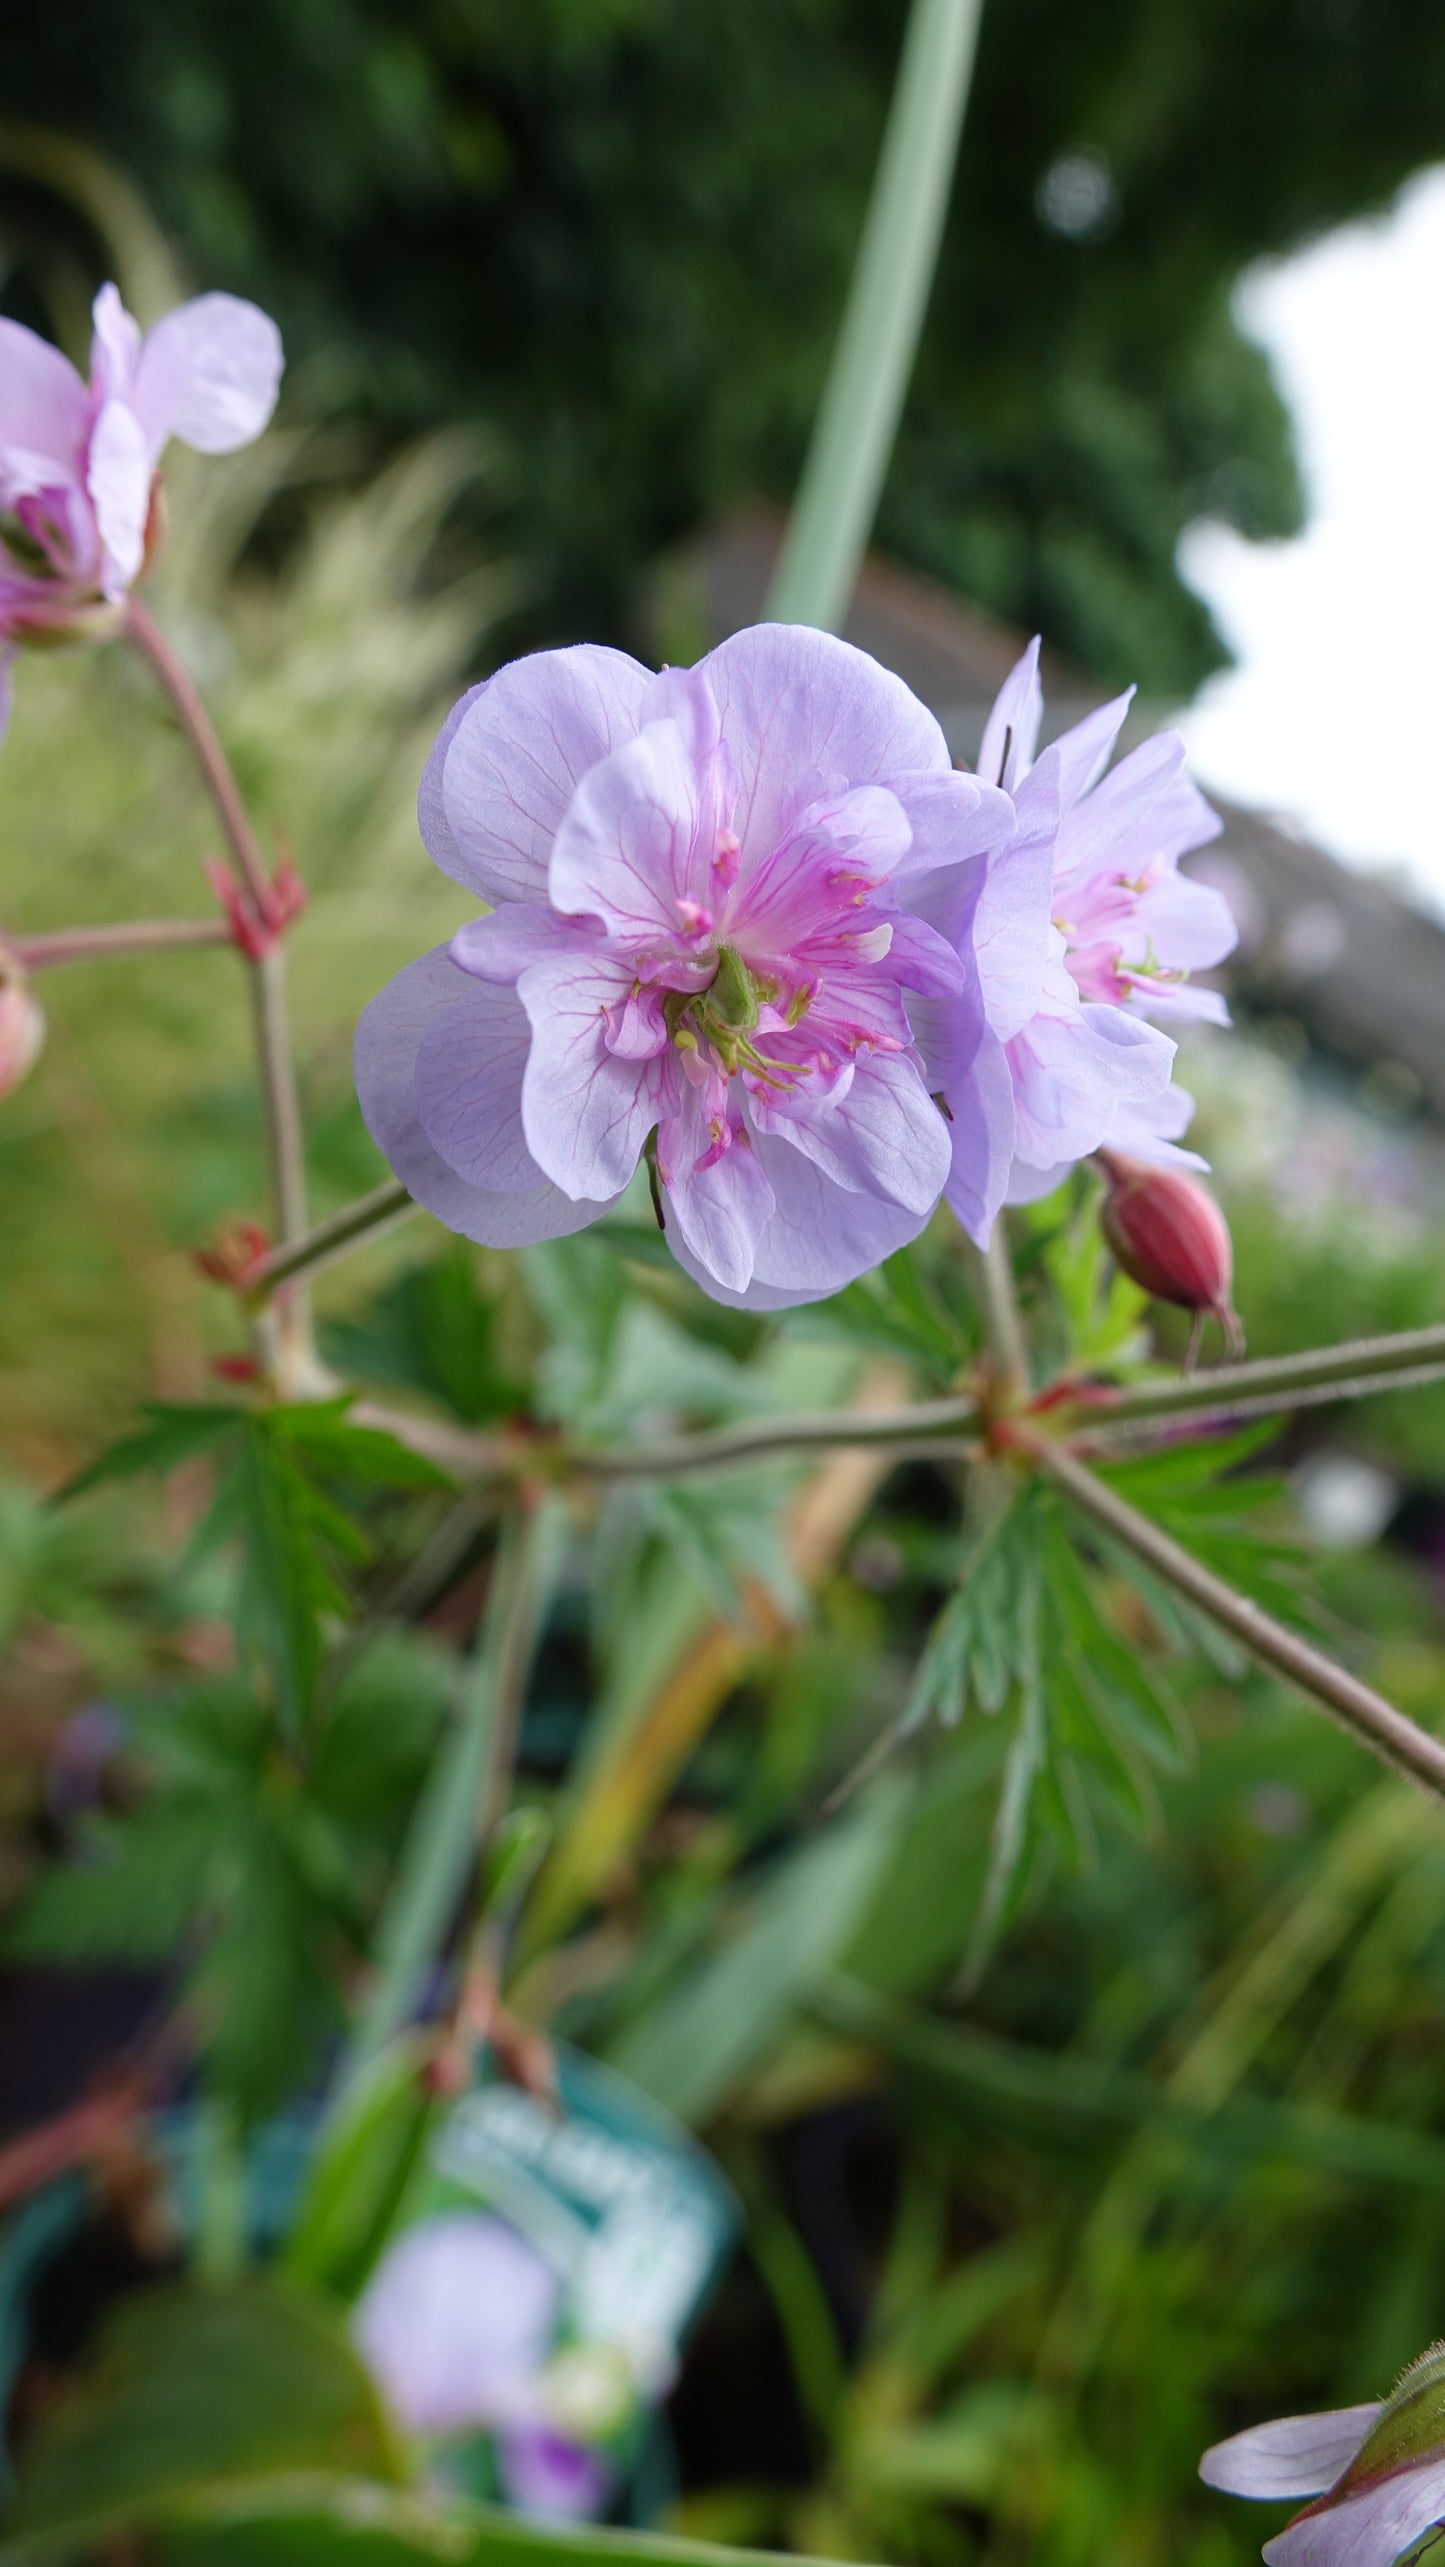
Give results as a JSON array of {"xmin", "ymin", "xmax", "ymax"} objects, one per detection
[{"xmin": 0, "ymin": 947, "xmax": 44, "ymax": 1099}]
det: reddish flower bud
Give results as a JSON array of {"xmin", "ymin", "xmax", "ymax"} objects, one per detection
[
  {"xmin": 1097, "ymin": 1150, "xmax": 1242, "ymax": 1355},
  {"xmin": 193, "ymin": 1220, "xmax": 270, "ymax": 1289},
  {"xmin": 0, "ymin": 949, "xmax": 44, "ymax": 1100}
]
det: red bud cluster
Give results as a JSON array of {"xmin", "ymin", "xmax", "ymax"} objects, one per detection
[{"xmin": 1097, "ymin": 1151, "xmax": 1242, "ymax": 1355}]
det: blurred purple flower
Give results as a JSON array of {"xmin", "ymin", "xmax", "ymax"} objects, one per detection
[
  {"xmin": 497, "ymin": 2423, "xmax": 614, "ymax": 2521},
  {"xmin": 354, "ymin": 2209, "xmax": 613, "ymax": 2523},
  {"xmin": 356, "ymin": 2209, "xmax": 560, "ymax": 2438},
  {"xmin": 0, "ymin": 283, "xmax": 282, "ymax": 732},
  {"xmin": 356, "ymin": 626, "xmax": 1015, "ymax": 1308},
  {"xmin": 1201, "ymin": 2348, "xmax": 1445, "ymax": 2566},
  {"xmin": 905, "ymin": 640, "xmax": 1235, "ymax": 1232}
]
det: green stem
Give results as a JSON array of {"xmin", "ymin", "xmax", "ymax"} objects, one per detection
[
  {"xmin": 1025, "ymin": 1432, "xmax": 1445, "ymax": 1803},
  {"xmin": 1073, "ymin": 1323, "xmax": 1445, "ymax": 1438},
  {"xmin": 329, "ymin": 1496, "xmax": 567, "ymax": 2114},
  {"xmin": 244, "ymin": 1178, "xmax": 416, "ymax": 1301},
  {"xmin": 765, "ymin": 0, "xmax": 985, "ymax": 630}
]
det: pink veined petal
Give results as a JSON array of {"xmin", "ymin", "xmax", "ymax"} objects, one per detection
[
  {"xmin": 1200, "ymin": 2407, "xmax": 1380, "ymax": 2502},
  {"xmin": 890, "ymin": 768, "xmax": 1013, "ymax": 883},
  {"xmin": 748, "ymin": 1048, "xmax": 950, "ymax": 1217},
  {"xmin": 697, "ymin": 622, "xmax": 951, "ymax": 873},
  {"xmin": 1106, "ymin": 1083, "xmax": 1208, "ymax": 1172},
  {"xmin": 1124, "ymin": 977, "xmax": 1230, "ymax": 1027},
  {"xmin": 1056, "ymin": 727, "xmax": 1187, "ymax": 879},
  {"xmin": 639, "ymin": 660, "xmax": 723, "ymax": 771},
  {"xmin": 940, "ymin": 1021, "xmax": 1017, "ymax": 1246},
  {"xmin": 977, "ymin": 638, "xmax": 1044, "ymax": 792},
  {"xmin": 1086, "ymin": 768, "xmax": 1222, "ymax": 884},
  {"xmin": 86, "ymin": 398, "xmax": 152, "ymax": 598},
  {"xmin": 667, "ymin": 1130, "xmax": 934, "ymax": 1311},
  {"xmin": 1047, "ymin": 687, "xmax": 1135, "ymax": 811},
  {"xmin": 972, "ymin": 767, "xmax": 1061, "ymax": 1042},
  {"xmin": 88, "ymin": 284, "xmax": 142, "ymax": 405},
  {"xmin": 1125, "ymin": 868, "xmax": 1239, "ymax": 974},
  {"xmin": 436, "ymin": 645, "xmax": 652, "ymax": 906},
  {"xmin": 517, "ymin": 946, "xmax": 667, "ymax": 1201},
  {"xmin": 132, "ymin": 293, "xmax": 283, "ymax": 456},
  {"xmin": 882, "ymin": 912, "xmax": 970, "ymax": 1001},
  {"xmin": 416, "ymin": 984, "xmax": 574, "ymax": 1195},
  {"xmin": 548, "ymin": 718, "xmax": 705, "ymax": 940},
  {"xmin": 729, "ymin": 783, "xmax": 915, "ymax": 953},
  {"xmin": 1265, "ymin": 2457, "xmax": 1445, "ymax": 2567},
  {"xmin": 0, "ymin": 318, "xmax": 89, "ymax": 471},
  {"xmin": 657, "ymin": 1086, "xmax": 777, "ymax": 1297},
  {"xmin": 450, "ymin": 905, "xmax": 592, "ymax": 986},
  {"xmin": 354, "ymin": 946, "xmax": 618, "ymax": 1247}
]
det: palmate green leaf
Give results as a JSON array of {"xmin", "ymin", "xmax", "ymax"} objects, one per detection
[
  {"xmin": 6, "ymin": 1804, "xmax": 216, "ymax": 1963},
  {"xmin": 3, "ymin": 2278, "xmax": 405, "ymax": 2560},
  {"xmin": 58, "ymin": 1402, "xmax": 246, "ymax": 1501},
  {"xmin": 320, "ymin": 1241, "xmax": 523, "ymax": 1426}
]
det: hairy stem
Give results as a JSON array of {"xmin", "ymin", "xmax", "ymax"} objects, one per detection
[
  {"xmin": 1071, "ymin": 1323, "xmax": 1445, "ymax": 1437},
  {"xmin": 245, "ymin": 1177, "xmax": 416, "ymax": 1300},
  {"xmin": 328, "ymin": 1494, "xmax": 566, "ymax": 2113},
  {"xmin": 11, "ymin": 918, "xmax": 232, "ymax": 970},
  {"xmin": 765, "ymin": 0, "xmax": 985, "ymax": 629},
  {"xmin": 126, "ymin": 597, "xmax": 310, "ymax": 1272},
  {"xmin": 1025, "ymin": 1432, "xmax": 1445, "ymax": 1802},
  {"xmin": 126, "ymin": 599, "xmax": 274, "ymax": 917}
]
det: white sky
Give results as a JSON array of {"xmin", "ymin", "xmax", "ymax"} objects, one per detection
[{"xmin": 1177, "ymin": 164, "xmax": 1445, "ymax": 910}]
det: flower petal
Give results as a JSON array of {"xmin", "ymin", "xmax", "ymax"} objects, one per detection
[
  {"xmin": 972, "ymin": 768, "xmax": 1061, "ymax": 1042},
  {"xmin": 354, "ymin": 946, "xmax": 617, "ymax": 1245},
  {"xmin": 450, "ymin": 904, "xmax": 590, "ymax": 985},
  {"xmin": 132, "ymin": 293, "xmax": 283, "ymax": 456},
  {"xmin": 749, "ymin": 1049, "xmax": 950, "ymax": 1216},
  {"xmin": 1265, "ymin": 2458, "xmax": 1445, "ymax": 2567},
  {"xmin": 88, "ymin": 284, "xmax": 141, "ymax": 405},
  {"xmin": 517, "ymin": 948, "xmax": 666, "ymax": 1200},
  {"xmin": 548, "ymin": 718, "xmax": 704, "ymax": 939},
  {"xmin": 433, "ymin": 646, "xmax": 652, "ymax": 906},
  {"xmin": 1056, "ymin": 728, "xmax": 1186, "ymax": 880},
  {"xmin": 698, "ymin": 623, "xmax": 950, "ymax": 870},
  {"xmin": 0, "ymin": 318, "xmax": 89, "ymax": 470},
  {"xmin": 658, "ymin": 1086, "xmax": 777, "ymax": 1297},
  {"xmin": 356, "ymin": 2209, "xmax": 559, "ymax": 2438},
  {"xmin": 977, "ymin": 638, "xmax": 1043, "ymax": 792},
  {"xmin": 1106, "ymin": 1083, "xmax": 1207, "ymax": 1171},
  {"xmin": 1048, "ymin": 687, "xmax": 1135, "ymax": 809},
  {"xmin": 941, "ymin": 1023, "xmax": 1017, "ymax": 1245},
  {"xmin": 667, "ymin": 1126, "xmax": 934, "ymax": 1310},
  {"xmin": 1199, "ymin": 2408, "xmax": 1381, "ymax": 2503},
  {"xmin": 891, "ymin": 769, "xmax": 1013, "ymax": 882},
  {"xmin": 86, "ymin": 398, "xmax": 151, "ymax": 598}
]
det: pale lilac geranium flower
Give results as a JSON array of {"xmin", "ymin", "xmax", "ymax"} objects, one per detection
[
  {"xmin": 1201, "ymin": 2347, "xmax": 1445, "ymax": 2566},
  {"xmin": 905, "ymin": 639, "xmax": 1235, "ymax": 1233},
  {"xmin": 354, "ymin": 2210, "xmax": 611, "ymax": 2520},
  {"xmin": 0, "ymin": 281, "xmax": 282, "ymax": 732},
  {"xmin": 356, "ymin": 626, "xmax": 1015, "ymax": 1309}
]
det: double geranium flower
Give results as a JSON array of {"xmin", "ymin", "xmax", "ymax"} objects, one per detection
[{"xmin": 357, "ymin": 624, "xmax": 1234, "ymax": 1310}]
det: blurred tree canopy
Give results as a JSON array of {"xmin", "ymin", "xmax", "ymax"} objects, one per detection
[{"xmin": 3, "ymin": 0, "xmax": 1444, "ymax": 691}]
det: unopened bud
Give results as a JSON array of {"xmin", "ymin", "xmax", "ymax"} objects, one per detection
[
  {"xmin": 0, "ymin": 950, "xmax": 44, "ymax": 1100},
  {"xmin": 1097, "ymin": 1151, "xmax": 1241, "ymax": 1355},
  {"xmin": 193, "ymin": 1220, "xmax": 270, "ymax": 1289}
]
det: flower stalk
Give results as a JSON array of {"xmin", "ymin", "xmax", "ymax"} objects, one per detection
[
  {"xmin": 1021, "ymin": 1430, "xmax": 1445, "ymax": 1803},
  {"xmin": 11, "ymin": 917, "xmax": 232, "ymax": 969}
]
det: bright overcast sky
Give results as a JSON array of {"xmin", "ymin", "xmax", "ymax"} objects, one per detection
[{"xmin": 1177, "ymin": 163, "xmax": 1445, "ymax": 911}]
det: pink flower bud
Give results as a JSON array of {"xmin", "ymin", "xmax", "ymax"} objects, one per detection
[
  {"xmin": 0, "ymin": 951, "xmax": 44, "ymax": 1100},
  {"xmin": 1097, "ymin": 1150, "xmax": 1242, "ymax": 1355}
]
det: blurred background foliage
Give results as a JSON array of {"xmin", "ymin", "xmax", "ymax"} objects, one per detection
[
  {"xmin": 6, "ymin": 0, "xmax": 1445, "ymax": 691},
  {"xmin": 6, "ymin": 3, "xmax": 1445, "ymax": 2561}
]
